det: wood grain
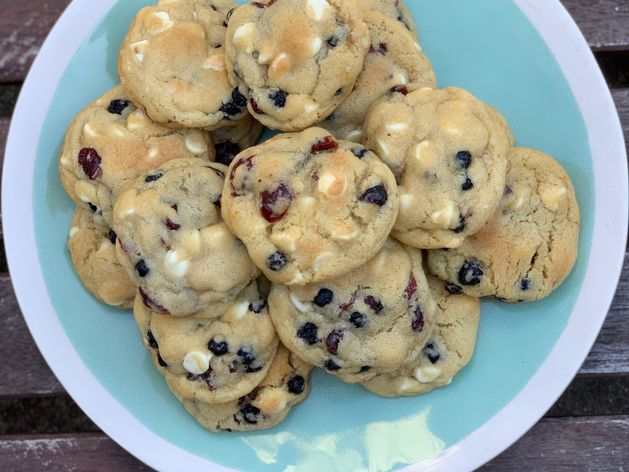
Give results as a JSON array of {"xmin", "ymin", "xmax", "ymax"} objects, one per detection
[
  {"xmin": 0, "ymin": 433, "xmax": 150, "ymax": 471},
  {"xmin": 0, "ymin": 0, "xmax": 627, "ymax": 81}
]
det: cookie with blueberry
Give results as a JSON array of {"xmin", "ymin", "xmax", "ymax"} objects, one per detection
[
  {"xmin": 113, "ymin": 158, "xmax": 259, "ymax": 318},
  {"xmin": 268, "ymin": 239, "xmax": 437, "ymax": 383},
  {"xmin": 225, "ymin": 0, "xmax": 370, "ymax": 131},
  {"xmin": 59, "ymin": 86, "xmax": 213, "ymax": 225},
  {"xmin": 362, "ymin": 274, "xmax": 480, "ymax": 397},
  {"xmin": 119, "ymin": 0, "xmax": 248, "ymax": 129},
  {"xmin": 321, "ymin": 11, "xmax": 435, "ymax": 142},
  {"xmin": 427, "ymin": 147, "xmax": 580, "ymax": 302},
  {"xmin": 221, "ymin": 128, "xmax": 399, "ymax": 285},
  {"xmin": 67, "ymin": 208, "xmax": 136, "ymax": 309},
  {"xmin": 363, "ymin": 86, "xmax": 514, "ymax": 249},
  {"xmin": 134, "ymin": 282, "xmax": 279, "ymax": 404},
  {"xmin": 179, "ymin": 344, "xmax": 312, "ymax": 431},
  {"xmin": 210, "ymin": 114, "xmax": 264, "ymax": 166}
]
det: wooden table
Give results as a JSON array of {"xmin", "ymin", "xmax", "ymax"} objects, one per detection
[{"xmin": 0, "ymin": 1, "xmax": 627, "ymax": 470}]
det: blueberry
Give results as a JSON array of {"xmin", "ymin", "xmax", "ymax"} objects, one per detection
[
  {"xmin": 411, "ymin": 305, "xmax": 425, "ymax": 332},
  {"xmin": 359, "ymin": 366, "xmax": 371, "ymax": 373},
  {"xmin": 269, "ymin": 89, "xmax": 287, "ymax": 107},
  {"xmin": 360, "ymin": 185, "xmax": 388, "ymax": 206},
  {"xmin": 349, "ymin": 311, "xmax": 365, "ymax": 328},
  {"xmin": 108, "ymin": 229, "xmax": 117, "ymax": 245},
  {"xmin": 297, "ymin": 322, "xmax": 318, "ymax": 345},
  {"xmin": 287, "ymin": 375, "xmax": 306, "ymax": 394},
  {"xmin": 220, "ymin": 88, "xmax": 247, "ymax": 117},
  {"xmin": 461, "ymin": 177, "xmax": 474, "ymax": 191},
  {"xmin": 237, "ymin": 347, "xmax": 255, "ymax": 365},
  {"xmin": 334, "ymin": 87, "xmax": 344, "ymax": 96},
  {"xmin": 458, "ymin": 261, "xmax": 484, "ymax": 286},
  {"xmin": 325, "ymin": 330, "xmax": 344, "ymax": 354},
  {"xmin": 369, "ymin": 43, "xmax": 388, "ymax": 54},
  {"xmin": 87, "ymin": 202, "xmax": 99, "ymax": 213},
  {"xmin": 326, "ymin": 36, "xmax": 339, "ymax": 48},
  {"xmin": 445, "ymin": 282, "xmax": 463, "ymax": 294},
  {"xmin": 519, "ymin": 278, "xmax": 531, "ymax": 291},
  {"xmin": 135, "ymin": 260, "xmax": 150, "ymax": 277},
  {"xmin": 324, "ymin": 359, "xmax": 340, "ymax": 371},
  {"xmin": 267, "ymin": 251, "xmax": 288, "ymax": 271},
  {"xmin": 313, "ymin": 288, "xmax": 334, "ymax": 307},
  {"xmin": 145, "ymin": 172, "xmax": 163, "ymax": 183},
  {"xmin": 208, "ymin": 340, "xmax": 229, "ymax": 356},
  {"xmin": 232, "ymin": 88, "xmax": 247, "ymax": 107},
  {"xmin": 157, "ymin": 352, "xmax": 168, "ymax": 367},
  {"xmin": 504, "ymin": 185, "xmax": 513, "ymax": 196},
  {"xmin": 147, "ymin": 330, "xmax": 159, "ymax": 349},
  {"xmin": 107, "ymin": 99, "xmax": 129, "ymax": 115},
  {"xmin": 215, "ymin": 141, "xmax": 241, "ymax": 166},
  {"xmin": 453, "ymin": 214, "xmax": 466, "ymax": 234},
  {"xmin": 455, "ymin": 151, "xmax": 472, "ymax": 169},
  {"xmin": 77, "ymin": 148, "xmax": 102, "ymax": 180},
  {"xmin": 364, "ymin": 295, "xmax": 384, "ymax": 314},
  {"xmin": 423, "ymin": 342, "xmax": 441, "ymax": 364},
  {"xmin": 240, "ymin": 404, "xmax": 260, "ymax": 424},
  {"xmin": 351, "ymin": 147, "xmax": 367, "ymax": 159},
  {"xmin": 248, "ymin": 299, "xmax": 267, "ymax": 313}
]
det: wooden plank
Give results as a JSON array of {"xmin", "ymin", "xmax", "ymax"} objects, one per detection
[
  {"xmin": 0, "ymin": 1, "xmax": 628, "ymax": 81},
  {"xmin": 483, "ymin": 416, "xmax": 629, "ymax": 471},
  {"xmin": 0, "ymin": 433, "xmax": 150, "ymax": 471}
]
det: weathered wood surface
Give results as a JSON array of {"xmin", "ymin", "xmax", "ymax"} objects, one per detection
[{"xmin": 0, "ymin": 0, "xmax": 628, "ymax": 81}]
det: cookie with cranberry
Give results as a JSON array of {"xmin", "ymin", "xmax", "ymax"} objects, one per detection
[
  {"xmin": 134, "ymin": 282, "xmax": 279, "ymax": 404},
  {"xmin": 269, "ymin": 239, "xmax": 436, "ymax": 383},
  {"xmin": 59, "ymin": 87, "xmax": 213, "ymax": 225},
  {"xmin": 427, "ymin": 148, "xmax": 580, "ymax": 302},
  {"xmin": 68, "ymin": 208, "xmax": 136, "ymax": 309},
  {"xmin": 358, "ymin": 0, "xmax": 416, "ymax": 34},
  {"xmin": 113, "ymin": 158, "xmax": 259, "ymax": 318},
  {"xmin": 119, "ymin": 0, "xmax": 247, "ymax": 129},
  {"xmin": 221, "ymin": 128, "xmax": 399, "ymax": 285},
  {"xmin": 363, "ymin": 86, "xmax": 513, "ymax": 249},
  {"xmin": 179, "ymin": 344, "xmax": 312, "ymax": 431},
  {"xmin": 210, "ymin": 114, "xmax": 264, "ymax": 166},
  {"xmin": 362, "ymin": 274, "xmax": 480, "ymax": 397},
  {"xmin": 321, "ymin": 11, "xmax": 434, "ymax": 142},
  {"xmin": 225, "ymin": 0, "xmax": 370, "ymax": 131}
]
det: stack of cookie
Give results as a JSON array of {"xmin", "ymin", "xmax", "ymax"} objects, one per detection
[{"xmin": 59, "ymin": 0, "xmax": 580, "ymax": 431}]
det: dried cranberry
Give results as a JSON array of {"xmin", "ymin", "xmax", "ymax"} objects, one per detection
[
  {"xmin": 404, "ymin": 274, "xmax": 417, "ymax": 300},
  {"xmin": 139, "ymin": 287, "xmax": 169, "ymax": 314},
  {"xmin": 326, "ymin": 330, "xmax": 344, "ymax": 354},
  {"xmin": 364, "ymin": 296, "xmax": 384, "ymax": 314},
  {"xmin": 369, "ymin": 43, "xmax": 388, "ymax": 54},
  {"xmin": 260, "ymin": 183, "xmax": 293, "ymax": 222},
  {"xmin": 250, "ymin": 97, "xmax": 265, "ymax": 114},
  {"xmin": 165, "ymin": 218, "xmax": 181, "ymax": 231},
  {"xmin": 411, "ymin": 305, "xmax": 425, "ymax": 332},
  {"xmin": 311, "ymin": 136, "xmax": 338, "ymax": 153},
  {"xmin": 390, "ymin": 85, "xmax": 409, "ymax": 95},
  {"xmin": 77, "ymin": 148, "xmax": 102, "ymax": 180},
  {"xmin": 252, "ymin": 0, "xmax": 275, "ymax": 7}
]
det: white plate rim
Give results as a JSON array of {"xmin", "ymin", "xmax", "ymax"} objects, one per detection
[{"xmin": 2, "ymin": 1, "xmax": 627, "ymax": 471}]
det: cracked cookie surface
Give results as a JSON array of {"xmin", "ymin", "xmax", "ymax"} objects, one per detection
[
  {"xmin": 68, "ymin": 208, "xmax": 136, "ymax": 309},
  {"xmin": 59, "ymin": 86, "xmax": 213, "ymax": 225},
  {"xmin": 427, "ymin": 147, "xmax": 580, "ymax": 302},
  {"xmin": 119, "ymin": 0, "xmax": 247, "ymax": 129},
  {"xmin": 268, "ymin": 239, "xmax": 436, "ymax": 383},
  {"xmin": 221, "ymin": 127, "xmax": 399, "ymax": 285},
  {"xmin": 180, "ymin": 344, "xmax": 312, "ymax": 431},
  {"xmin": 225, "ymin": 0, "xmax": 369, "ymax": 131},
  {"xmin": 363, "ymin": 86, "xmax": 513, "ymax": 249},
  {"xmin": 362, "ymin": 274, "xmax": 480, "ymax": 397},
  {"xmin": 134, "ymin": 282, "xmax": 279, "ymax": 404},
  {"xmin": 113, "ymin": 158, "xmax": 259, "ymax": 317}
]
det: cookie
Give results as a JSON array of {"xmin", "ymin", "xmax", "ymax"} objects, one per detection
[
  {"xmin": 221, "ymin": 128, "xmax": 399, "ymax": 285},
  {"xmin": 67, "ymin": 208, "xmax": 136, "ymax": 309},
  {"xmin": 134, "ymin": 282, "xmax": 279, "ymax": 404},
  {"xmin": 427, "ymin": 148, "xmax": 580, "ymax": 302},
  {"xmin": 179, "ymin": 344, "xmax": 312, "ymax": 431},
  {"xmin": 268, "ymin": 239, "xmax": 437, "ymax": 383},
  {"xmin": 113, "ymin": 158, "xmax": 259, "ymax": 317},
  {"xmin": 321, "ymin": 11, "xmax": 435, "ymax": 142},
  {"xmin": 225, "ymin": 0, "xmax": 370, "ymax": 131},
  {"xmin": 119, "ymin": 0, "xmax": 248, "ymax": 129},
  {"xmin": 358, "ymin": 0, "xmax": 416, "ymax": 34},
  {"xmin": 363, "ymin": 86, "xmax": 513, "ymax": 249},
  {"xmin": 59, "ymin": 86, "xmax": 213, "ymax": 225},
  {"xmin": 362, "ymin": 274, "xmax": 480, "ymax": 397},
  {"xmin": 210, "ymin": 114, "xmax": 264, "ymax": 166}
]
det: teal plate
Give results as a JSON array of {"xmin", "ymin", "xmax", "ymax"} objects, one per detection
[{"xmin": 19, "ymin": 0, "xmax": 611, "ymax": 470}]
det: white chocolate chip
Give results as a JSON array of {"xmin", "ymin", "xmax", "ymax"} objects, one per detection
[
  {"xmin": 165, "ymin": 250, "xmax": 190, "ymax": 279},
  {"xmin": 376, "ymin": 138, "xmax": 390, "ymax": 159},
  {"xmin": 306, "ymin": 0, "xmax": 330, "ymax": 21},
  {"xmin": 183, "ymin": 351, "xmax": 212, "ymax": 375},
  {"xmin": 147, "ymin": 147, "xmax": 159, "ymax": 160},
  {"xmin": 127, "ymin": 109, "xmax": 148, "ymax": 130},
  {"xmin": 107, "ymin": 123, "xmax": 127, "ymax": 137},
  {"xmin": 304, "ymin": 102, "xmax": 319, "ymax": 113},
  {"xmin": 310, "ymin": 36, "xmax": 323, "ymax": 56},
  {"xmin": 412, "ymin": 141, "xmax": 435, "ymax": 168},
  {"xmin": 149, "ymin": 11, "xmax": 174, "ymax": 34},
  {"xmin": 60, "ymin": 156, "xmax": 70, "ymax": 167},
  {"xmin": 317, "ymin": 172, "xmax": 346, "ymax": 197},
  {"xmin": 400, "ymin": 193, "xmax": 414, "ymax": 210},
  {"xmin": 385, "ymin": 122, "xmax": 408, "ymax": 132},
  {"xmin": 254, "ymin": 389, "xmax": 289, "ymax": 414},
  {"xmin": 345, "ymin": 128, "xmax": 363, "ymax": 142},
  {"xmin": 83, "ymin": 122, "xmax": 99, "ymax": 138},
  {"xmin": 180, "ymin": 230, "xmax": 202, "ymax": 257},
  {"xmin": 185, "ymin": 133, "xmax": 208, "ymax": 155},
  {"xmin": 97, "ymin": 239, "xmax": 110, "ymax": 252},
  {"xmin": 201, "ymin": 225, "xmax": 228, "ymax": 244},
  {"xmin": 289, "ymin": 292, "xmax": 311, "ymax": 313},
  {"xmin": 232, "ymin": 23, "xmax": 256, "ymax": 54},
  {"xmin": 271, "ymin": 230, "xmax": 299, "ymax": 254},
  {"xmin": 538, "ymin": 183, "xmax": 568, "ymax": 212},
  {"xmin": 312, "ymin": 252, "xmax": 334, "ymax": 270},
  {"xmin": 203, "ymin": 54, "xmax": 226, "ymax": 71},
  {"xmin": 430, "ymin": 202, "xmax": 458, "ymax": 228},
  {"xmin": 391, "ymin": 71, "xmax": 408, "ymax": 85},
  {"xmin": 69, "ymin": 227, "xmax": 79, "ymax": 238},
  {"xmin": 75, "ymin": 181, "xmax": 97, "ymax": 203},
  {"xmin": 233, "ymin": 301, "xmax": 250, "ymax": 319},
  {"xmin": 398, "ymin": 378, "xmax": 419, "ymax": 393},
  {"xmin": 296, "ymin": 196, "xmax": 317, "ymax": 210},
  {"xmin": 130, "ymin": 40, "xmax": 149, "ymax": 62},
  {"xmin": 414, "ymin": 366, "xmax": 441, "ymax": 384},
  {"xmin": 414, "ymin": 42, "xmax": 422, "ymax": 51}
]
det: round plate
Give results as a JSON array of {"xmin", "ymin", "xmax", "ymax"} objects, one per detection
[{"xmin": 3, "ymin": 0, "xmax": 627, "ymax": 470}]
